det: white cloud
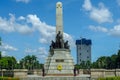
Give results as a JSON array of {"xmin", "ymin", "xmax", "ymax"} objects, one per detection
[
  {"xmin": 16, "ymin": 24, "xmax": 34, "ymax": 34},
  {"xmin": 27, "ymin": 14, "xmax": 75, "ymax": 47},
  {"xmin": 117, "ymin": 0, "xmax": 120, "ymax": 6},
  {"xmin": 0, "ymin": 43, "xmax": 18, "ymax": 51},
  {"xmin": 109, "ymin": 24, "xmax": 120, "ymax": 36},
  {"xmin": 0, "ymin": 13, "xmax": 34, "ymax": 34},
  {"xmin": 16, "ymin": 0, "xmax": 30, "ymax": 3},
  {"xmin": 89, "ymin": 25, "xmax": 108, "ymax": 33},
  {"xmin": 18, "ymin": 16, "xmax": 25, "ymax": 20},
  {"xmin": 0, "ymin": 14, "xmax": 15, "ymax": 33},
  {"xmin": 82, "ymin": 0, "xmax": 113, "ymax": 23},
  {"xmin": 25, "ymin": 47, "xmax": 48, "ymax": 60},
  {"xmin": 64, "ymin": 33, "xmax": 75, "ymax": 48},
  {"xmin": 1, "ymin": 51, "xmax": 8, "ymax": 57},
  {"xmin": 0, "ymin": 14, "xmax": 75, "ymax": 47},
  {"xmin": 82, "ymin": 0, "xmax": 92, "ymax": 11},
  {"xmin": 25, "ymin": 47, "xmax": 47, "ymax": 55},
  {"xmin": 25, "ymin": 48, "xmax": 36, "ymax": 53},
  {"xmin": 89, "ymin": 24, "xmax": 120, "ymax": 37},
  {"xmin": 117, "ymin": 19, "xmax": 120, "ymax": 23},
  {"xmin": 27, "ymin": 14, "xmax": 56, "ymax": 44}
]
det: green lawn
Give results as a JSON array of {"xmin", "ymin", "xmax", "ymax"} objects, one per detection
[
  {"xmin": 0, "ymin": 77, "xmax": 19, "ymax": 80},
  {"xmin": 98, "ymin": 76, "xmax": 120, "ymax": 80}
]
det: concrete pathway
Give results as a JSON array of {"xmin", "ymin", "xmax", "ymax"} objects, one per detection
[{"xmin": 20, "ymin": 74, "xmax": 91, "ymax": 80}]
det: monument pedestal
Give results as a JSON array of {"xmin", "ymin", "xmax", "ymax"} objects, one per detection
[
  {"xmin": 44, "ymin": 49, "xmax": 74, "ymax": 76},
  {"xmin": 44, "ymin": 2, "xmax": 74, "ymax": 76}
]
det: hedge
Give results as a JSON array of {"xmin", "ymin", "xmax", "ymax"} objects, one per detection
[
  {"xmin": 98, "ymin": 76, "xmax": 120, "ymax": 80},
  {"xmin": 0, "ymin": 77, "xmax": 19, "ymax": 80}
]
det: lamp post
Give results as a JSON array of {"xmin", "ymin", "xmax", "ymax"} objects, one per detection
[
  {"xmin": 27, "ymin": 60, "xmax": 29, "ymax": 70},
  {"xmin": 1, "ymin": 62, "xmax": 3, "ymax": 78},
  {"xmin": 17, "ymin": 61, "xmax": 20, "ymax": 69}
]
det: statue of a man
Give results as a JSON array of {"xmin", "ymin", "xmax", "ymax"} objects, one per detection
[
  {"xmin": 56, "ymin": 31, "xmax": 63, "ymax": 48},
  {"xmin": 64, "ymin": 40, "xmax": 69, "ymax": 49},
  {"xmin": 50, "ymin": 40, "xmax": 55, "ymax": 50}
]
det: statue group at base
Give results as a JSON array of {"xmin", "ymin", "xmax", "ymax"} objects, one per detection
[
  {"xmin": 50, "ymin": 31, "xmax": 70, "ymax": 51},
  {"xmin": 44, "ymin": 2, "xmax": 74, "ymax": 76}
]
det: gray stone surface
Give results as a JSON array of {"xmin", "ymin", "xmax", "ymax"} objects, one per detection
[
  {"xmin": 44, "ymin": 1, "xmax": 74, "ymax": 76},
  {"xmin": 44, "ymin": 49, "xmax": 74, "ymax": 75},
  {"xmin": 20, "ymin": 75, "xmax": 91, "ymax": 80},
  {"xmin": 56, "ymin": 2, "xmax": 63, "ymax": 35}
]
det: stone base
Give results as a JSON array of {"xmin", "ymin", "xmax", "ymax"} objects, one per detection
[
  {"xmin": 44, "ymin": 49, "xmax": 74, "ymax": 76},
  {"xmin": 46, "ymin": 74, "xmax": 74, "ymax": 76}
]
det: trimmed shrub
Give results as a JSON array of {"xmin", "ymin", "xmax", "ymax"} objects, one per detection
[
  {"xmin": 98, "ymin": 77, "xmax": 120, "ymax": 80},
  {"xmin": 0, "ymin": 77, "xmax": 19, "ymax": 80}
]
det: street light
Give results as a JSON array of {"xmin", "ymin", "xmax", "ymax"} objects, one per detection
[
  {"xmin": 17, "ymin": 61, "xmax": 20, "ymax": 69},
  {"xmin": 0, "ymin": 62, "xmax": 3, "ymax": 78}
]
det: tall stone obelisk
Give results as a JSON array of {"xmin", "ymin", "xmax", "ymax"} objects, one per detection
[
  {"xmin": 44, "ymin": 2, "xmax": 74, "ymax": 76},
  {"xmin": 56, "ymin": 2, "xmax": 63, "ymax": 36}
]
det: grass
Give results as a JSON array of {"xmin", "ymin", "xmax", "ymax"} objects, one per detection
[
  {"xmin": 98, "ymin": 76, "xmax": 120, "ymax": 80},
  {"xmin": 0, "ymin": 77, "xmax": 19, "ymax": 80}
]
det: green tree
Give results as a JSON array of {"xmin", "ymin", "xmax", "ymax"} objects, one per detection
[
  {"xmin": 80, "ymin": 61, "xmax": 86, "ymax": 69},
  {"xmin": 75, "ymin": 64, "xmax": 80, "ymax": 69},
  {"xmin": 91, "ymin": 62, "xmax": 98, "ymax": 68},
  {"xmin": 116, "ymin": 50, "xmax": 120, "ymax": 68},
  {"xmin": 96, "ymin": 56, "xmax": 107, "ymax": 68},
  {"xmin": 0, "ymin": 52, "xmax": 1, "ymax": 59},
  {"xmin": 0, "ymin": 56, "xmax": 17, "ymax": 70},
  {"xmin": 110, "ymin": 54, "xmax": 117, "ymax": 69},
  {"xmin": 0, "ymin": 37, "xmax": 1, "ymax": 59},
  {"xmin": 20, "ymin": 55, "xmax": 40, "ymax": 70},
  {"xmin": 0, "ymin": 58, "xmax": 8, "ymax": 69},
  {"xmin": 91, "ymin": 49, "xmax": 120, "ymax": 69},
  {"xmin": 86, "ymin": 60, "xmax": 91, "ymax": 69},
  {"xmin": 105, "ymin": 57, "xmax": 112, "ymax": 69}
]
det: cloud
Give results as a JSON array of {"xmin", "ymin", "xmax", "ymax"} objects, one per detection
[
  {"xmin": 16, "ymin": 0, "xmax": 30, "ymax": 3},
  {"xmin": 27, "ymin": 14, "xmax": 56, "ymax": 44},
  {"xmin": 0, "ymin": 14, "xmax": 75, "ymax": 47},
  {"xmin": 25, "ymin": 47, "xmax": 48, "ymax": 60},
  {"xmin": 89, "ymin": 24, "xmax": 120, "ymax": 37},
  {"xmin": 0, "ymin": 13, "xmax": 34, "ymax": 34},
  {"xmin": 27, "ymin": 14, "xmax": 75, "ymax": 47},
  {"xmin": 18, "ymin": 16, "xmax": 25, "ymax": 20},
  {"xmin": 25, "ymin": 47, "xmax": 47, "ymax": 55},
  {"xmin": 64, "ymin": 33, "xmax": 75, "ymax": 48},
  {"xmin": 109, "ymin": 24, "xmax": 120, "ymax": 37},
  {"xmin": 0, "ymin": 14, "xmax": 32, "ymax": 35},
  {"xmin": 16, "ymin": 24, "xmax": 34, "ymax": 34},
  {"xmin": 89, "ymin": 25, "xmax": 108, "ymax": 33},
  {"xmin": 1, "ymin": 51, "xmax": 8, "ymax": 57},
  {"xmin": 0, "ymin": 43, "xmax": 18, "ymax": 51},
  {"xmin": 0, "ymin": 14, "xmax": 15, "ymax": 33},
  {"xmin": 82, "ymin": 0, "xmax": 113, "ymax": 23},
  {"xmin": 82, "ymin": 0, "xmax": 92, "ymax": 11},
  {"xmin": 117, "ymin": 19, "xmax": 120, "ymax": 23},
  {"xmin": 117, "ymin": 0, "xmax": 120, "ymax": 6}
]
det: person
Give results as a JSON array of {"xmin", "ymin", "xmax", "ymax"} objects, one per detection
[
  {"xmin": 42, "ymin": 66, "xmax": 45, "ymax": 77},
  {"xmin": 77, "ymin": 69, "xmax": 79, "ymax": 75},
  {"xmin": 73, "ymin": 67, "xmax": 76, "ymax": 76}
]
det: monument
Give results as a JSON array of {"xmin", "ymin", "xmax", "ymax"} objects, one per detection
[{"xmin": 44, "ymin": 2, "xmax": 74, "ymax": 76}]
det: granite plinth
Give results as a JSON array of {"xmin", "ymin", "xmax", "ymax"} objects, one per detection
[{"xmin": 44, "ymin": 49, "xmax": 74, "ymax": 76}]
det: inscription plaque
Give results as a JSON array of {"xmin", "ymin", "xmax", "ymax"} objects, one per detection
[{"xmin": 56, "ymin": 59, "xmax": 64, "ymax": 62}]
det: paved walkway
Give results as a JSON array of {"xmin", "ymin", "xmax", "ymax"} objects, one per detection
[
  {"xmin": 21, "ymin": 74, "xmax": 91, "ymax": 80},
  {"xmin": 27, "ymin": 74, "xmax": 90, "ymax": 78}
]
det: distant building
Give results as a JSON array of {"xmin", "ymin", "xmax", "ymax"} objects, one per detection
[{"xmin": 76, "ymin": 38, "xmax": 92, "ymax": 64}]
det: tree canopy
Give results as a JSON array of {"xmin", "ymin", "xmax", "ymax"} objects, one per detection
[{"xmin": 75, "ymin": 50, "xmax": 120, "ymax": 69}]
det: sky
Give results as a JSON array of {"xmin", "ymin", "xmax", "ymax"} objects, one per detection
[{"xmin": 0, "ymin": 0, "xmax": 120, "ymax": 64}]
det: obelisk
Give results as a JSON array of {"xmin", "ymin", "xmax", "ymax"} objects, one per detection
[
  {"xmin": 56, "ymin": 2, "xmax": 63, "ymax": 36},
  {"xmin": 44, "ymin": 2, "xmax": 74, "ymax": 76}
]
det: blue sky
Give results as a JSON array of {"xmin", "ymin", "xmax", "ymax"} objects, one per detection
[{"xmin": 0, "ymin": 0, "xmax": 120, "ymax": 64}]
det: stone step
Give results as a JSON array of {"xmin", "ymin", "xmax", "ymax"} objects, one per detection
[{"xmin": 20, "ymin": 77, "xmax": 90, "ymax": 80}]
